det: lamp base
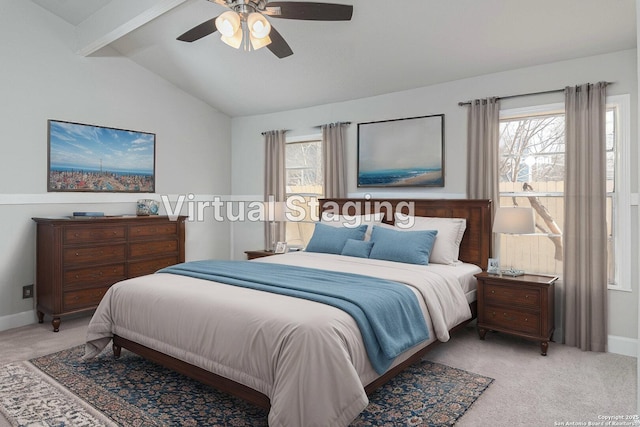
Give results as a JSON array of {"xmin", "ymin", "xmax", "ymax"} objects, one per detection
[{"xmin": 501, "ymin": 268, "xmax": 525, "ymax": 277}]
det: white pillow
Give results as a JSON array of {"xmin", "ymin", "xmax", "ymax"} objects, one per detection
[
  {"xmin": 393, "ymin": 214, "xmax": 466, "ymax": 265},
  {"xmin": 321, "ymin": 211, "xmax": 384, "ymax": 241}
]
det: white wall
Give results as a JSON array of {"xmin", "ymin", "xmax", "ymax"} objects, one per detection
[
  {"xmin": 231, "ymin": 49, "xmax": 638, "ymax": 344},
  {"xmin": 0, "ymin": 0, "xmax": 232, "ymax": 330}
]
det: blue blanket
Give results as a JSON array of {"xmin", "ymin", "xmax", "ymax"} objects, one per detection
[{"xmin": 157, "ymin": 260, "xmax": 429, "ymax": 374}]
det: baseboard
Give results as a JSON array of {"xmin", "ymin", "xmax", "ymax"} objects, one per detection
[
  {"xmin": 608, "ymin": 335, "xmax": 637, "ymax": 357},
  {"xmin": 0, "ymin": 310, "xmax": 37, "ymax": 333}
]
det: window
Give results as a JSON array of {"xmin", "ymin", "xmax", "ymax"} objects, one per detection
[
  {"xmin": 498, "ymin": 95, "xmax": 630, "ymax": 290},
  {"xmin": 285, "ymin": 134, "xmax": 323, "ymax": 247}
]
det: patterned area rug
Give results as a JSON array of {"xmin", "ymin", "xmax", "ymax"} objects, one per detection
[{"xmin": 0, "ymin": 345, "xmax": 492, "ymax": 426}]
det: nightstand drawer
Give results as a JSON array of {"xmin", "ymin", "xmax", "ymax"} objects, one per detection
[
  {"xmin": 484, "ymin": 306, "xmax": 540, "ymax": 335},
  {"xmin": 483, "ymin": 283, "xmax": 540, "ymax": 309}
]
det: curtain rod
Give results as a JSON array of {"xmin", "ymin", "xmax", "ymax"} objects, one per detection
[
  {"xmin": 313, "ymin": 121, "xmax": 351, "ymax": 129},
  {"xmin": 261, "ymin": 129, "xmax": 290, "ymax": 136},
  {"xmin": 457, "ymin": 81, "xmax": 613, "ymax": 106}
]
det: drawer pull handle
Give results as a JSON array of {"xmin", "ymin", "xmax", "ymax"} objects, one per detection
[
  {"xmin": 75, "ymin": 274, "xmax": 79, "ymax": 279},
  {"xmin": 74, "ymin": 233, "xmax": 79, "ymax": 237},
  {"xmin": 502, "ymin": 312, "xmax": 515, "ymax": 321},
  {"xmin": 75, "ymin": 252, "xmax": 79, "ymax": 256},
  {"xmin": 525, "ymin": 295, "xmax": 529, "ymax": 299},
  {"xmin": 491, "ymin": 290, "xmax": 495, "ymax": 294}
]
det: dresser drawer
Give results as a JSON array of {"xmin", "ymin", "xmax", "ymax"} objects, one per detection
[
  {"xmin": 63, "ymin": 244, "xmax": 126, "ymax": 265},
  {"xmin": 65, "ymin": 226, "xmax": 126, "ymax": 244},
  {"xmin": 129, "ymin": 223, "xmax": 178, "ymax": 238},
  {"xmin": 483, "ymin": 283, "xmax": 540, "ymax": 309},
  {"xmin": 483, "ymin": 306, "xmax": 541, "ymax": 335},
  {"xmin": 129, "ymin": 240, "xmax": 178, "ymax": 259},
  {"xmin": 63, "ymin": 286, "xmax": 110, "ymax": 311},
  {"xmin": 129, "ymin": 256, "xmax": 179, "ymax": 277},
  {"xmin": 64, "ymin": 264, "xmax": 126, "ymax": 290}
]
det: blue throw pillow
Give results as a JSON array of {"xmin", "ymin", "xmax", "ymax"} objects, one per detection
[
  {"xmin": 341, "ymin": 239, "xmax": 374, "ymax": 258},
  {"xmin": 305, "ymin": 223, "xmax": 368, "ymax": 255},
  {"xmin": 368, "ymin": 225, "xmax": 438, "ymax": 265}
]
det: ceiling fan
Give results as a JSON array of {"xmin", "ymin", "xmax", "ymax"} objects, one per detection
[{"xmin": 177, "ymin": 0, "xmax": 353, "ymax": 58}]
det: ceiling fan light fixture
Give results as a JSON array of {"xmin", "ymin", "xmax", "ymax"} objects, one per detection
[
  {"xmin": 220, "ymin": 30, "xmax": 243, "ymax": 49},
  {"xmin": 247, "ymin": 12, "xmax": 271, "ymax": 39},
  {"xmin": 250, "ymin": 33, "xmax": 272, "ymax": 50},
  {"xmin": 215, "ymin": 10, "xmax": 241, "ymax": 37}
]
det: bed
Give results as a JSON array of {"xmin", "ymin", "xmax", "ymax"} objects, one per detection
[{"xmin": 85, "ymin": 198, "xmax": 491, "ymax": 427}]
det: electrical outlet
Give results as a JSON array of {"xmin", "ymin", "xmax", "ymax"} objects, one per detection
[{"xmin": 23, "ymin": 284, "xmax": 34, "ymax": 299}]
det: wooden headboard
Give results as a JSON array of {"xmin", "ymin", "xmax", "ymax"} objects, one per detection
[{"xmin": 319, "ymin": 198, "xmax": 492, "ymax": 270}]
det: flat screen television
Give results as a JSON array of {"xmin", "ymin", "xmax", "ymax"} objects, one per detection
[{"xmin": 47, "ymin": 120, "xmax": 156, "ymax": 193}]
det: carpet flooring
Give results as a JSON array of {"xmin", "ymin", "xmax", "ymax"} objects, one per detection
[{"xmin": 0, "ymin": 344, "xmax": 493, "ymax": 426}]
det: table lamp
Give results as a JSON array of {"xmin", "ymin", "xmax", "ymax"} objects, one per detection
[
  {"xmin": 493, "ymin": 206, "xmax": 535, "ymax": 276},
  {"xmin": 266, "ymin": 201, "xmax": 288, "ymax": 251}
]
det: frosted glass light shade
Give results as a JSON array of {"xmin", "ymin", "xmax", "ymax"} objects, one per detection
[
  {"xmin": 493, "ymin": 207, "xmax": 535, "ymax": 234},
  {"xmin": 250, "ymin": 33, "xmax": 272, "ymax": 50},
  {"xmin": 247, "ymin": 13, "xmax": 271, "ymax": 39},
  {"xmin": 220, "ymin": 30, "xmax": 242, "ymax": 49},
  {"xmin": 216, "ymin": 11, "xmax": 241, "ymax": 37}
]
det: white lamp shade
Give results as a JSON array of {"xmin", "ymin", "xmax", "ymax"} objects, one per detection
[
  {"xmin": 247, "ymin": 13, "xmax": 271, "ymax": 39},
  {"xmin": 267, "ymin": 201, "xmax": 288, "ymax": 222},
  {"xmin": 215, "ymin": 11, "xmax": 241, "ymax": 37},
  {"xmin": 493, "ymin": 207, "xmax": 535, "ymax": 234}
]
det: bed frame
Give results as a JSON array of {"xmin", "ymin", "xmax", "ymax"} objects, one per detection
[{"xmin": 112, "ymin": 198, "xmax": 492, "ymax": 410}]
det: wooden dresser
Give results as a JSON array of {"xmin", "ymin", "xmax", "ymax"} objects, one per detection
[
  {"xmin": 475, "ymin": 272, "xmax": 557, "ymax": 355},
  {"xmin": 32, "ymin": 215, "xmax": 186, "ymax": 331}
]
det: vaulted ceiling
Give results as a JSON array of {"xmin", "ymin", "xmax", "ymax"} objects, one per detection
[{"xmin": 31, "ymin": 0, "xmax": 636, "ymax": 117}]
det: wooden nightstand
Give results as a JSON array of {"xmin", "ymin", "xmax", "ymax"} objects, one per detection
[
  {"xmin": 245, "ymin": 250, "xmax": 281, "ymax": 260},
  {"xmin": 475, "ymin": 272, "xmax": 557, "ymax": 356}
]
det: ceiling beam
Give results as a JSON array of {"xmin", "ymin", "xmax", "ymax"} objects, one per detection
[{"xmin": 76, "ymin": 0, "xmax": 187, "ymax": 56}]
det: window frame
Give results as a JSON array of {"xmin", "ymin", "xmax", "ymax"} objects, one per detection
[
  {"xmin": 498, "ymin": 94, "xmax": 631, "ymax": 291},
  {"xmin": 284, "ymin": 133, "xmax": 323, "ymax": 245}
]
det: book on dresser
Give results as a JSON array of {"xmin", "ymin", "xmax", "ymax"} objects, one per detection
[{"xmin": 32, "ymin": 215, "xmax": 187, "ymax": 332}]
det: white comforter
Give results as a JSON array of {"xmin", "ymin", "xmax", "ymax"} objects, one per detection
[{"xmin": 85, "ymin": 252, "xmax": 474, "ymax": 427}]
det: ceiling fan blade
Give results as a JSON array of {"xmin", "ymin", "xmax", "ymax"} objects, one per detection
[
  {"xmin": 267, "ymin": 26, "xmax": 293, "ymax": 58},
  {"xmin": 265, "ymin": 2, "xmax": 353, "ymax": 21},
  {"xmin": 177, "ymin": 17, "xmax": 218, "ymax": 42}
]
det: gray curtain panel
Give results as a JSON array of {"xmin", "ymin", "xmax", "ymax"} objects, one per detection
[
  {"xmin": 466, "ymin": 98, "xmax": 500, "ymax": 253},
  {"xmin": 264, "ymin": 130, "xmax": 287, "ymax": 251},
  {"xmin": 563, "ymin": 82, "xmax": 608, "ymax": 352},
  {"xmin": 322, "ymin": 122, "xmax": 349, "ymax": 198},
  {"xmin": 466, "ymin": 97, "xmax": 500, "ymax": 211}
]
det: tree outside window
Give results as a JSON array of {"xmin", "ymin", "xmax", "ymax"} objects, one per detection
[
  {"xmin": 285, "ymin": 137, "xmax": 323, "ymax": 247},
  {"xmin": 498, "ymin": 104, "xmax": 618, "ymax": 283}
]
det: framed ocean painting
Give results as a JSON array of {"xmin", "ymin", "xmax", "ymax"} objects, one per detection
[
  {"xmin": 47, "ymin": 120, "xmax": 156, "ymax": 193},
  {"xmin": 357, "ymin": 114, "xmax": 444, "ymax": 187}
]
